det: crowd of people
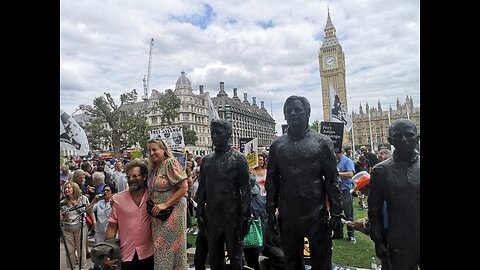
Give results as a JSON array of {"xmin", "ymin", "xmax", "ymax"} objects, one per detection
[{"xmin": 60, "ymin": 97, "xmax": 419, "ymax": 270}]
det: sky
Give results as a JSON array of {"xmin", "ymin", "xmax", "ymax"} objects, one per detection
[{"xmin": 60, "ymin": 0, "xmax": 420, "ymax": 135}]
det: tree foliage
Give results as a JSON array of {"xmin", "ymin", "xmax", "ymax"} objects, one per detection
[
  {"xmin": 310, "ymin": 120, "xmax": 320, "ymax": 132},
  {"xmin": 78, "ymin": 89, "xmax": 182, "ymax": 159},
  {"xmin": 156, "ymin": 89, "xmax": 181, "ymax": 125},
  {"xmin": 78, "ymin": 89, "xmax": 150, "ymax": 158},
  {"xmin": 183, "ymin": 125, "xmax": 198, "ymax": 145}
]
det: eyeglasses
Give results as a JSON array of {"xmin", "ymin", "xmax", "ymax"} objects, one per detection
[{"xmin": 125, "ymin": 174, "xmax": 142, "ymax": 180}]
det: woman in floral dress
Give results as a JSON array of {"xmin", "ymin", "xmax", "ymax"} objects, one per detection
[{"xmin": 147, "ymin": 139, "xmax": 189, "ymax": 269}]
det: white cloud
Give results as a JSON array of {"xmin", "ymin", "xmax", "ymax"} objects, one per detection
[{"xmin": 60, "ymin": 0, "xmax": 420, "ymax": 135}]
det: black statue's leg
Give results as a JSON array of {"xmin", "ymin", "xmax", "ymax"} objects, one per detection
[
  {"xmin": 225, "ymin": 227, "xmax": 244, "ymax": 270},
  {"xmin": 280, "ymin": 224, "xmax": 304, "ymax": 270},
  {"xmin": 207, "ymin": 231, "xmax": 227, "ymax": 270},
  {"xmin": 308, "ymin": 221, "xmax": 333, "ymax": 270}
]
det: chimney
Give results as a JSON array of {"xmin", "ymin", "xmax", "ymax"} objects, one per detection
[
  {"xmin": 243, "ymin": 93, "xmax": 250, "ymax": 105},
  {"xmin": 252, "ymin": 97, "xmax": 258, "ymax": 108},
  {"xmin": 232, "ymin": 88, "xmax": 241, "ymax": 101},
  {"xmin": 260, "ymin": 101, "xmax": 267, "ymax": 111},
  {"xmin": 217, "ymin": 81, "xmax": 228, "ymax": 97},
  {"xmin": 199, "ymin": 85, "xmax": 204, "ymax": 94}
]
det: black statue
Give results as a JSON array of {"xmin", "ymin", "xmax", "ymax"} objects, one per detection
[
  {"xmin": 265, "ymin": 95, "xmax": 343, "ymax": 270},
  {"xmin": 368, "ymin": 119, "xmax": 420, "ymax": 270},
  {"xmin": 196, "ymin": 119, "xmax": 251, "ymax": 270}
]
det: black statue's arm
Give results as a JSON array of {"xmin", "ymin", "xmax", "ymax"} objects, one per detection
[
  {"xmin": 368, "ymin": 165, "xmax": 388, "ymax": 261},
  {"xmin": 265, "ymin": 141, "xmax": 280, "ymax": 216},
  {"xmin": 265, "ymin": 141, "xmax": 280, "ymax": 232},
  {"xmin": 367, "ymin": 166, "xmax": 386, "ymax": 244},
  {"xmin": 237, "ymin": 154, "xmax": 252, "ymax": 237},
  {"xmin": 195, "ymin": 156, "xmax": 207, "ymax": 233},
  {"xmin": 323, "ymin": 140, "xmax": 342, "ymax": 216}
]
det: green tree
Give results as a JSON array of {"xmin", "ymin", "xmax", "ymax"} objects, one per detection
[
  {"xmin": 310, "ymin": 120, "xmax": 320, "ymax": 132},
  {"xmin": 78, "ymin": 90, "xmax": 150, "ymax": 158},
  {"xmin": 183, "ymin": 125, "xmax": 198, "ymax": 145},
  {"xmin": 79, "ymin": 89, "xmax": 182, "ymax": 158},
  {"xmin": 157, "ymin": 89, "xmax": 181, "ymax": 125}
]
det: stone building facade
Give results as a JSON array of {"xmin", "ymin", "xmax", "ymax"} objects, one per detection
[
  {"xmin": 211, "ymin": 82, "xmax": 276, "ymax": 149},
  {"xmin": 147, "ymin": 71, "xmax": 276, "ymax": 155},
  {"xmin": 147, "ymin": 71, "xmax": 212, "ymax": 156}
]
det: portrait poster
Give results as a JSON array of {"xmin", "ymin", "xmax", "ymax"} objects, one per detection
[
  {"xmin": 148, "ymin": 126, "xmax": 185, "ymax": 151},
  {"xmin": 244, "ymin": 138, "xmax": 258, "ymax": 169}
]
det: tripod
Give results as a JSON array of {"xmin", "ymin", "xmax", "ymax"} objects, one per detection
[
  {"xmin": 60, "ymin": 220, "xmax": 74, "ymax": 269},
  {"xmin": 61, "ymin": 203, "xmax": 95, "ymax": 270}
]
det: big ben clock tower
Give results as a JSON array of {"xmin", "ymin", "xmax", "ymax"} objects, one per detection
[{"xmin": 319, "ymin": 9, "xmax": 348, "ymax": 123}]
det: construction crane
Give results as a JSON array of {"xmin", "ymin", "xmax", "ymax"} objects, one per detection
[{"xmin": 142, "ymin": 38, "xmax": 154, "ymax": 100}]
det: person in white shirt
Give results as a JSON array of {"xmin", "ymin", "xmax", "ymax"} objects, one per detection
[{"xmin": 112, "ymin": 161, "xmax": 127, "ymax": 192}]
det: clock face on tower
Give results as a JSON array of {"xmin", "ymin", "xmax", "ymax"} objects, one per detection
[{"xmin": 324, "ymin": 56, "xmax": 336, "ymax": 68}]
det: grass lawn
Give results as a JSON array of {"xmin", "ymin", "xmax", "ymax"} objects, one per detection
[
  {"xmin": 331, "ymin": 197, "xmax": 377, "ymax": 269},
  {"xmin": 187, "ymin": 197, "xmax": 379, "ymax": 269}
]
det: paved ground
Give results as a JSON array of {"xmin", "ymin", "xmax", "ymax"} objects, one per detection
[
  {"xmin": 60, "ymin": 237, "xmax": 201, "ymax": 270},
  {"xmin": 60, "ymin": 238, "xmax": 368, "ymax": 270}
]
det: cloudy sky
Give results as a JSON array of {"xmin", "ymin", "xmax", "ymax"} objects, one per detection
[{"xmin": 60, "ymin": 0, "xmax": 419, "ymax": 135}]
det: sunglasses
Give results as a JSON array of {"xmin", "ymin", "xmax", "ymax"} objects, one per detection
[{"xmin": 125, "ymin": 174, "xmax": 142, "ymax": 180}]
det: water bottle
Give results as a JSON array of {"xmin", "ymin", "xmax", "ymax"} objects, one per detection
[{"xmin": 371, "ymin": 257, "xmax": 378, "ymax": 269}]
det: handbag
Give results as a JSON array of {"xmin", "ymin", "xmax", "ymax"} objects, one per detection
[
  {"xmin": 243, "ymin": 217, "xmax": 263, "ymax": 248},
  {"xmin": 146, "ymin": 199, "xmax": 174, "ymax": 221},
  {"xmin": 85, "ymin": 215, "xmax": 94, "ymax": 226}
]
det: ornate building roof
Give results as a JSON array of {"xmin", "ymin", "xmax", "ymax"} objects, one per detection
[{"xmin": 175, "ymin": 71, "xmax": 191, "ymax": 88}]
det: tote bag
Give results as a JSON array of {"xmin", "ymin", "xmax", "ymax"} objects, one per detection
[{"xmin": 243, "ymin": 218, "xmax": 263, "ymax": 248}]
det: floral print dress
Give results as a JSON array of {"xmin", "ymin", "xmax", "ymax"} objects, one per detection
[{"xmin": 148, "ymin": 157, "xmax": 188, "ymax": 270}]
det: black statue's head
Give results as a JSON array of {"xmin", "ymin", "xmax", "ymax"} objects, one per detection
[
  {"xmin": 211, "ymin": 119, "xmax": 232, "ymax": 148},
  {"xmin": 387, "ymin": 119, "xmax": 419, "ymax": 154},
  {"xmin": 283, "ymin": 95, "xmax": 311, "ymax": 130}
]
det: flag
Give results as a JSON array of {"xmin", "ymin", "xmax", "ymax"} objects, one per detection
[
  {"xmin": 207, "ymin": 93, "xmax": 220, "ymax": 121},
  {"xmin": 60, "ymin": 109, "xmax": 90, "ymax": 156},
  {"xmin": 329, "ymin": 82, "xmax": 352, "ymax": 131}
]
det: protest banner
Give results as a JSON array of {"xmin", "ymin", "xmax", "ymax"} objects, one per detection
[{"xmin": 148, "ymin": 126, "xmax": 185, "ymax": 151}]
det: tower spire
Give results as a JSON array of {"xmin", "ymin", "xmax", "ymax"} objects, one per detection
[{"xmin": 325, "ymin": 6, "xmax": 334, "ymax": 30}]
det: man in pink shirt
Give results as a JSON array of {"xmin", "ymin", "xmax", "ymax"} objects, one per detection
[{"xmin": 104, "ymin": 161, "xmax": 154, "ymax": 270}]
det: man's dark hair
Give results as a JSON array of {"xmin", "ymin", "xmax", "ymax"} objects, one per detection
[
  {"xmin": 103, "ymin": 182, "xmax": 118, "ymax": 194},
  {"xmin": 124, "ymin": 161, "xmax": 148, "ymax": 176},
  {"xmin": 211, "ymin": 119, "xmax": 232, "ymax": 139},
  {"xmin": 283, "ymin": 95, "xmax": 311, "ymax": 118},
  {"xmin": 80, "ymin": 161, "xmax": 91, "ymax": 172}
]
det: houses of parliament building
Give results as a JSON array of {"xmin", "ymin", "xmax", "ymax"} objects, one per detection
[{"xmin": 318, "ymin": 10, "xmax": 420, "ymax": 151}]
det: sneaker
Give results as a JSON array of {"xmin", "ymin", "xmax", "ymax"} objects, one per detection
[
  {"xmin": 192, "ymin": 228, "xmax": 199, "ymax": 235},
  {"xmin": 348, "ymin": 236, "xmax": 356, "ymax": 244}
]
